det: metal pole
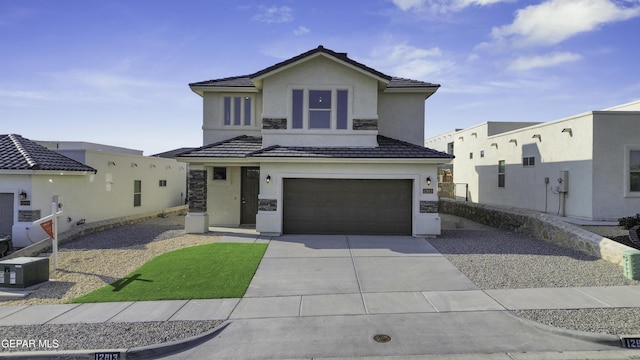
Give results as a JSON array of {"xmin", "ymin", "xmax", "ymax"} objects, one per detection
[{"xmin": 51, "ymin": 202, "xmax": 58, "ymax": 270}]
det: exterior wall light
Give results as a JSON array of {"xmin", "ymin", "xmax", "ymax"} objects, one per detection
[
  {"xmin": 561, "ymin": 128, "xmax": 573, "ymax": 136},
  {"xmin": 509, "ymin": 139, "xmax": 518, "ymax": 146},
  {"xmin": 532, "ymin": 134, "xmax": 542, "ymax": 141},
  {"xmin": 426, "ymin": 176, "xmax": 431, "ymax": 186},
  {"xmin": 19, "ymin": 190, "xmax": 27, "ymax": 200},
  {"xmin": 266, "ymin": 175, "xmax": 271, "ymax": 184}
]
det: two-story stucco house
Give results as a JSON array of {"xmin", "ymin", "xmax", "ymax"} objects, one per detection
[{"xmin": 178, "ymin": 46, "xmax": 452, "ymax": 236}]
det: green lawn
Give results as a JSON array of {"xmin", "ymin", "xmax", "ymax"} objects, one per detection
[{"xmin": 69, "ymin": 243, "xmax": 267, "ymax": 303}]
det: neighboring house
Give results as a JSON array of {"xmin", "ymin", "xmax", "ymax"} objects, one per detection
[
  {"xmin": 1, "ymin": 134, "xmax": 187, "ymax": 247},
  {"xmin": 178, "ymin": 45, "xmax": 452, "ymax": 236},
  {"xmin": 425, "ymin": 100, "xmax": 640, "ymax": 221}
]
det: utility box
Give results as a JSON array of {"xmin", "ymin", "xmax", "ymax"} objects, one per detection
[
  {"xmin": 558, "ymin": 170, "xmax": 569, "ymax": 193},
  {"xmin": 0, "ymin": 257, "xmax": 49, "ymax": 288},
  {"xmin": 623, "ymin": 250, "xmax": 640, "ymax": 281}
]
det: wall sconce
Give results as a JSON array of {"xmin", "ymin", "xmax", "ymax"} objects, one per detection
[
  {"xmin": 458, "ymin": 136, "xmax": 464, "ymax": 141},
  {"xmin": 490, "ymin": 143, "xmax": 498, "ymax": 148},
  {"xmin": 131, "ymin": 162, "xmax": 138, "ymax": 168},
  {"xmin": 166, "ymin": 165, "xmax": 172, "ymax": 170},
  {"xmin": 19, "ymin": 190, "xmax": 27, "ymax": 200},
  {"xmin": 471, "ymin": 132, "xmax": 477, "ymax": 137},
  {"xmin": 426, "ymin": 176, "xmax": 432, "ymax": 186},
  {"xmin": 266, "ymin": 175, "xmax": 271, "ymax": 184},
  {"xmin": 532, "ymin": 134, "xmax": 541, "ymax": 141},
  {"xmin": 509, "ymin": 139, "xmax": 517, "ymax": 146},
  {"xmin": 561, "ymin": 128, "xmax": 573, "ymax": 136},
  {"xmin": 150, "ymin": 164, "xmax": 156, "ymax": 169},
  {"xmin": 107, "ymin": 161, "xmax": 116, "ymax": 166}
]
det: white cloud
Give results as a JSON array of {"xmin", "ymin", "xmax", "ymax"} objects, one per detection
[
  {"xmin": 294, "ymin": 26, "xmax": 310, "ymax": 36},
  {"xmin": 507, "ymin": 52, "xmax": 583, "ymax": 71},
  {"xmin": 364, "ymin": 43, "xmax": 455, "ymax": 80},
  {"xmin": 491, "ymin": 0, "xmax": 640, "ymax": 47},
  {"xmin": 252, "ymin": 5, "xmax": 293, "ymax": 24},
  {"xmin": 391, "ymin": 0, "xmax": 512, "ymax": 12}
]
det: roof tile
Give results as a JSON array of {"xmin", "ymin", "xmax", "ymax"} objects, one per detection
[{"xmin": 0, "ymin": 134, "xmax": 97, "ymax": 172}]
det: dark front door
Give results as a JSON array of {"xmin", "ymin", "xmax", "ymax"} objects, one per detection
[
  {"xmin": 0, "ymin": 193, "xmax": 14, "ymax": 237},
  {"xmin": 241, "ymin": 167, "xmax": 260, "ymax": 225}
]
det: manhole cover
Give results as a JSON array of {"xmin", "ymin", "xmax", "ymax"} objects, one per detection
[{"xmin": 373, "ymin": 334, "xmax": 391, "ymax": 343}]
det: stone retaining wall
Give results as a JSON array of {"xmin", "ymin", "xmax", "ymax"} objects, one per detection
[
  {"xmin": 439, "ymin": 198, "xmax": 633, "ymax": 266},
  {"xmin": 3, "ymin": 205, "xmax": 188, "ymax": 259}
]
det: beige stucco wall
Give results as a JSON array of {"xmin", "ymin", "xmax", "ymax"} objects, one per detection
[
  {"xmin": 430, "ymin": 108, "xmax": 640, "ymax": 221},
  {"xmin": 592, "ymin": 111, "xmax": 640, "ymax": 219},
  {"xmin": 205, "ymin": 165, "xmax": 242, "ymax": 226},
  {"xmin": 7, "ymin": 150, "xmax": 186, "ymax": 247},
  {"xmin": 378, "ymin": 92, "xmax": 426, "ymax": 146},
  {"xmin": 202, "ymin": 92, "xmax": 262, "ymax": 145}
]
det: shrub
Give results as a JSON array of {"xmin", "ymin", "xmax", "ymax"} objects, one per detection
[{"xmin": 619, "ymin": 214, "xmax": 640, "ymax": 229}]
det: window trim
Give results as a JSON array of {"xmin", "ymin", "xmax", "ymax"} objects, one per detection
[
  {"xmin": 289, "ymin": 86, "xmax": 352, "ymax": 130},
  {"xmin": 222, "ymin": 95, "xmax": 254, "ymax": 127},
  {"xmin": 625, "ymin": 145, "xmax": 640, "ymax": 197}
]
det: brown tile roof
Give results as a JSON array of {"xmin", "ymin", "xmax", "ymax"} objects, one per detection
[
  {"xmin": 0, "ymin": 134, "xmax": 97, "ymax": 172},
  {"xmin": 178, "ymin": 135, "xmax": 452, "ymax": 160}
]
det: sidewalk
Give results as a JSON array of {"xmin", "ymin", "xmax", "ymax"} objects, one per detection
[{"xmin": 1, "ymin": 285, "xmax": 640, "ymax": 326}]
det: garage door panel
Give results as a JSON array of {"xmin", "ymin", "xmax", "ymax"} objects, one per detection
[{"xmin": 283, "ymin": 179, "xmax": 412, "ymax": 235}]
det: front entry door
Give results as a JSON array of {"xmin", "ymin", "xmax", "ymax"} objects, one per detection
[{"xmin": 241, "ymin": 167, "xmax": 260, "ymax": 225}]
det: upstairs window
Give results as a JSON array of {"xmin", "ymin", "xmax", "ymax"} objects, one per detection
[
  {"xmin": 523, "ymin": 156, "xmax": 535, "ymax": 167},
  {"xmin": 223, "ymin": 96, "xmax": 252, "ymax": 126},
  {"xmin": 291, "ymin": 89, "xmax": 349, "ymax": 130}
]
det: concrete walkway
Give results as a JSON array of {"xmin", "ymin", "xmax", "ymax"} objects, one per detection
[{"xmin": 2, "ymin": 231, "xmax": 640, "ymax": 359}]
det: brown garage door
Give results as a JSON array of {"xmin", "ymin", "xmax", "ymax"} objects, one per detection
[{"xmin": 283, "ymin": 179, "xmax": 412, "ymax": 235}]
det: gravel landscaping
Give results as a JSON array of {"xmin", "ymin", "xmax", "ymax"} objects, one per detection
[{"xmin": 431, "ymin": 218, "xmax": 640, "ymax": 335}]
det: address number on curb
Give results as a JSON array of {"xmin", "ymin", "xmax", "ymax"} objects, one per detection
[
  {"xmin": 95, "ymin": 352, "xmax": 121, "ymax": 360},
  {"xmin": 622, "ymin": 337, "xmax": 640, "ymax": 349}
]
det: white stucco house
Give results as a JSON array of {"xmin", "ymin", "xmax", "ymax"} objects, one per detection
[
  {"xmin": 0, "ymin": 134, "xmax": 187, "ymax": 247},
  {"xmin": 178, "ymin": 46, "xmax": 452, "ymax": 236},
  {"xmin": 425, "ymin": 100, "xmax": 640, "ymax": 221}
]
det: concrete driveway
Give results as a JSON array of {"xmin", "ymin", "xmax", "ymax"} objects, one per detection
[{"xmin": 231, "ymin": 234, "xmax": 487, "ymax": 320}]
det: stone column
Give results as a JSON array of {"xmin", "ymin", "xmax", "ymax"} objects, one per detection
[{"xmin": 185, "ymin": 165, "xmax": 209, "ymax": 233}]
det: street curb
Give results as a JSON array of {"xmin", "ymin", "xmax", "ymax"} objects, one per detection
[
  {"xmin": 504, "ymin": 311, "xmax": 623, "ymax": 347},
  {"xmin": 126, "ymin": 320, "xmax": 230, "ymax": 359},
  {"xmin": 0, "ymin": 321, "xmax": 230, "ymax": 360}
]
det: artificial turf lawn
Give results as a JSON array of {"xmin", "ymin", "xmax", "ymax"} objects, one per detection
[{"xmin": 69, "ymin": 243, "xmax": 267, "ymax": 303}]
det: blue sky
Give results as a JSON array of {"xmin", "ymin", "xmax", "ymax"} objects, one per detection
[{"xmin": 1, "ymin": 0, "xmax": 639, "ymax": 155}]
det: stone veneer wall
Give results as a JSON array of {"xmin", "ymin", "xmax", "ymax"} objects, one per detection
[
  {"xmin": 188, "ymin": 170, "xmax": 207, "ymax": 212},
  {"xmin": 262, "ymin": 118, "xmax": 287, "ymax": 129},
  {"xmin": 439, "ymin": 198, "xmax": 634, "ymax": 266},
  {"xmin": 352, "ymin": 119, "xmax": 378, "ymax": 130}
]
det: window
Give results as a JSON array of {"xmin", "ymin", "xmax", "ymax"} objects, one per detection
[
  {"xmin": 469, "ymin": 152, "xmax": 473, "ymax": 159},
  {"xmin": 523, "ymin": 156, "xmax": 535, "ymax": 167},
  {"xmin": 480, "ymin": 150, "xmax": 485, "ymax": 158},
  {"xmin": 447, "ymin": 142, "xmax": 454, "ymax": 155},
  {"xmin": 498, "ymin": 160, "xmax": 505, "ymax": 188},
  {"xmin": 630, "ymin": 150, "xmax": 640, "ymax": 192},
  {"xmin": 134, "ymin": 180, "xmax": 142, "ymax": 207},
  {"xmin": 159, "ymin": 180, "xmax": 167, "ymax": 187},
  {"xmin": 291, "ymin": 89, "xmax": 349, "ymax": 129},
  {"xmin": 213, "ymin": 167, "xmax": 227, "ymax": 180},
  {"xmin": 223, "ymin": 96, "xmax": 252, "ymax": 126}
]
